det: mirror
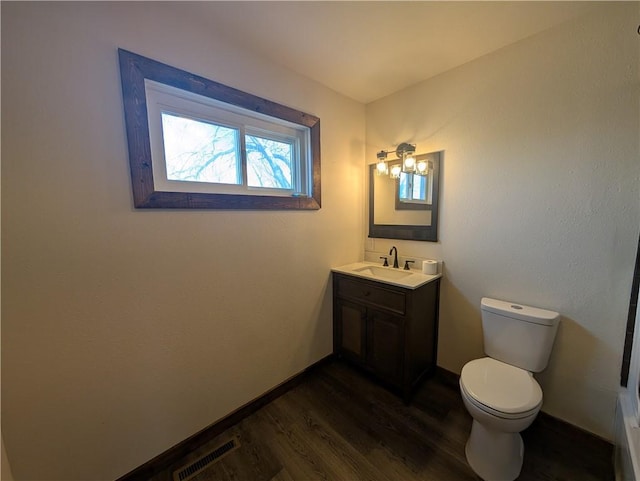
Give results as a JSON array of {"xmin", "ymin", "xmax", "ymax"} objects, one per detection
[{"xmin": 369, "ymin": 151, "xmax": 441, "ymax": 241}]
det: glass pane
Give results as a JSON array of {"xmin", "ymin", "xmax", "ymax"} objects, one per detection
[
  {"xmin": 245, "ymin": 134, "xmax": 293, "ymax": 189},
  {"xmin": 399, "ymin": 173, "xmax": 411, "ymax": 201},
  {"xmin": 412, "ymin": 175, "xmax": 427, "ymax": 201},
  {"xmin": 399, "ymin": 173, "xmax": 427, "ymax": 202},
  {"xmin": 161, "ymin": 112, "xmax": 240, "ymax": 184}
]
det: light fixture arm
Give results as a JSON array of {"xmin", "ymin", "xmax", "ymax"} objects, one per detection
[{"xmin": 377, "ymin": 142, "xmax": 416, "ymax": 160}]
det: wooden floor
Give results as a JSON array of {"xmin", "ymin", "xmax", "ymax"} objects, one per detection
[{"xmin": 150, "ymin": 361, "xmax": 613, "ymax": 481}]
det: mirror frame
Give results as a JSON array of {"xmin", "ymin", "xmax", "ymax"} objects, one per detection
[{"xmin": 369, "ymin": 151, "xmax": 441, "ymax": 242}]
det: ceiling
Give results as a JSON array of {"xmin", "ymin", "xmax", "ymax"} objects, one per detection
[{"xmin": 177, "ymin": 1, "xmax": 600, "ymax": 104}]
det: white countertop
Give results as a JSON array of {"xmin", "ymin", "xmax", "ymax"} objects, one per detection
[{"xmin": 331, "ymin": 261, "xmax": 441, "ymax": 290}]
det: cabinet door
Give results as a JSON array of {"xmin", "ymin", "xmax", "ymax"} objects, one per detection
[
  {"xmin": 367, "ymin": 309, "xmax": 403, "ymax": 383},
  {"xmin": 335, "ymin": 299, "xmax": 367, "ymax": 363}
]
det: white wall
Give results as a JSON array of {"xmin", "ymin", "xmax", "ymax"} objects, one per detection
[
  {"xmin": 366, "ymin": 3, "xmax": 639, "ymax": 441},
  {"xmin": 2, "ymin": 435, "xmax": 14, "ymax": 481},
  {"xmin": 1, "ymin": 3, "xmax": 365, "ymax": 479}
]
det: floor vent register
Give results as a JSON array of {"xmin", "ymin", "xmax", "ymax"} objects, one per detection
[{"xmin": 172, "ymin": 437, "xmax": 240, "ymax": 481}]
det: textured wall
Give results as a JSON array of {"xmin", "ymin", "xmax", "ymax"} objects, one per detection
[
  {"xmin": 1, "ymin": 435, "xmax": 14, "ymax": 481},
  {"xmin": 1, "ymin": 3, "xmax": 365, "ymax": 479},
  {"xmin": 366, "ymin": 3, "xmax": 639, "ymax": 440}
]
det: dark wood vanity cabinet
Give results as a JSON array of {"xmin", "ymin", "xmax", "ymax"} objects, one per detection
[{"xmin": 333, "ymin": 273, "xmax": 440, "ymax": 403}]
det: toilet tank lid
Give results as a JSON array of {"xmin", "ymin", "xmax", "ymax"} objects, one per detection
[{"xmin": 481, "ymin": 297, "xmax": 559, "ymax": 326}]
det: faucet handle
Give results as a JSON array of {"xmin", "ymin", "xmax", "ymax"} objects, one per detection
[
  {"xmin": 403, "ymin": 260, "xmax": 415, "ymax": 270},
  {"xmin": 379, "ymin": 256, "xmax": 389, "ymax": 267}
]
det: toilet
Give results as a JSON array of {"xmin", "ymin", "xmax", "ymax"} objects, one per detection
[{"xmin": 459, "ymin": 297, "xmax": 559, "ymax": 481}]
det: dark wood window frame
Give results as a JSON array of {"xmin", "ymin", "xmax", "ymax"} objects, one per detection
[{"xmin": 118, "ymin": 49, "xmax": 321, "ymax": 210}]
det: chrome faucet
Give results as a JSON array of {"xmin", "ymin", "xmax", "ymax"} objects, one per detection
[{"xmin": 389, "ymin": 246, "xmax": 399, "ymax": 268}]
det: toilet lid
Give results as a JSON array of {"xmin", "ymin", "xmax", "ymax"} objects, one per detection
[{"xmin": 460, "ymin": 357, "xmax": 542, "ymax": 414}]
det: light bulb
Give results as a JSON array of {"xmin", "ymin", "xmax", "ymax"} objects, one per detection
[
  {"xmin": 390, "ymin": 164, "xmax": 402, "ymax": 179},
  {"xmin": 403, "ymin": 153, "xmax": 416, "ymax": 172},
  {"xmin": 376, "ymin": 161, "xmax": 388, "ymax": 176},
  {"xmin": 416, "ymin": 160, "xmax": 428, "ymax": 174}
]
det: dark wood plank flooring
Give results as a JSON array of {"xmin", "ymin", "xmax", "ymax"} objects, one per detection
[{"xmin": 149, "ymin": 361, "xmax": 613, "ymax": 481}]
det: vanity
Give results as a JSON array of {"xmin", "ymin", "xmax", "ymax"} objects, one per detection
[{"xmin": 331, "ymin": 262, "xmax": 441, "ymax": 403}]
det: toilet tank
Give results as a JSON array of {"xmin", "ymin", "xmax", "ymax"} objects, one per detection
[{"xmin": 481, "ymin": 297, "xmax": 560, "ymax": 372}]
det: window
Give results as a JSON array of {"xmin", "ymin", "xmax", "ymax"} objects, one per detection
[
  {"xmin": 399, "ymin": 173, "xmax": 428, "ymax": 204},
  {"xmin": 145, "ymin": 80, "xmax": 311, "ymax": 198},
  {"xmin": 119, "ymin": 49, "xmax": 321, "ymax": 209},
  {"xmin": 393, "ymin": 157, "xmax": 435, "ymax": 213}
]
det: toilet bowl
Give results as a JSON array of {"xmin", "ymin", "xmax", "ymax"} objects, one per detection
[
  {"xmin": 460, "ymin": 298, "xmax": 559, "ymax": 481},
  {"xmin": 460, "ymin": 357, "xmax": 542, "ymax": 480}
]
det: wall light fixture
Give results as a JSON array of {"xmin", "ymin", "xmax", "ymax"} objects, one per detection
[{"xmin": 376, "ymin": 142, "xmax": 430, "ymax": 179}]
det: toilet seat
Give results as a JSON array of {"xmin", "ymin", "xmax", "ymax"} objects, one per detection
[
  {"xmin": 460, "ymin": 357, "xmax": 542, "ymax": 417},
  {"xmin": 460, "ymin": 382, "xmax": 540, "ymax": 420}
]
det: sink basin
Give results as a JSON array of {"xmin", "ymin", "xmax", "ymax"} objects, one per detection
[{"xmin": 353, "ymin": 265, "xmax": 413, "ymax": 280}]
